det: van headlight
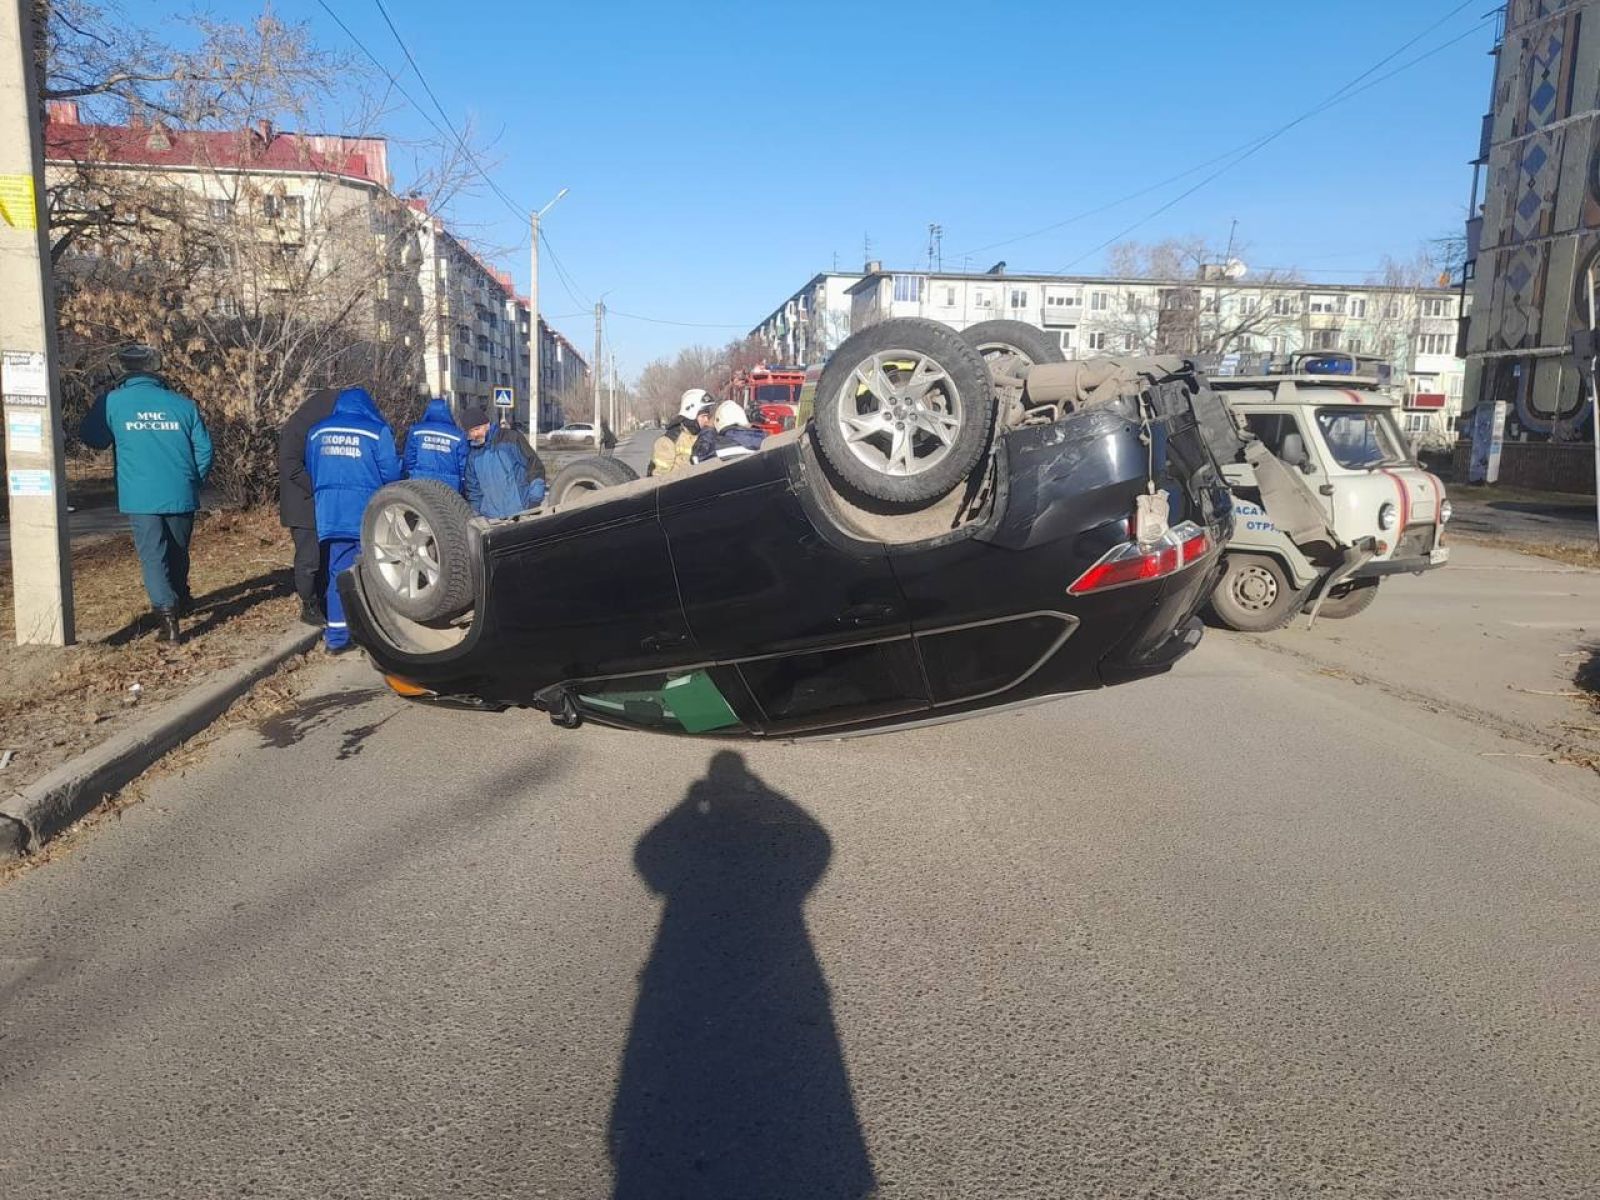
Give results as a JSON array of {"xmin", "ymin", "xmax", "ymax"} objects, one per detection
[
  {"xmin": 1439, "ymin": 498, "xmax": 1452, "ymax": 524},
  {"xmin": 1378, "ymin": 502, "xmax": 1398, "ymax": 531}
]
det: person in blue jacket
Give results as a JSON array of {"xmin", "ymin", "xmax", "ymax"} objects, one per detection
[
  {"xmin": 305, "ymin": 387, "xmax": 400, "ymax": 652},
  {"xmin": 402, "ymin": 397, "xmax": 468, "ymax": 493},
  {"xmin": 460, "ymin": 404, "xmax": 547, "ymax": 519},
  {"xmin": 80, "ymin": 345, "xmax": 213, "ymax": 643}
]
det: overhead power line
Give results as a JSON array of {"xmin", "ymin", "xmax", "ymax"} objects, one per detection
[
  {"xmin": 1052, "ymin": 3, "xmax": 1490, "ymax": 273},
  {"xmin": 367, "ymin": 0, "xmax": 528, "ymax": 225},
  {"xmin": 952, "ymin": 1, "xmax": 1483, "ymax": 266},
  {"xmin": 608, "ymin": 310, "xmax": 750, "ymax": 330}
]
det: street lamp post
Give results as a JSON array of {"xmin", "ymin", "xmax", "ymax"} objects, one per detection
[{"xmin": 528, "ymin": 187, "xmax": 568, "ymax": 448}]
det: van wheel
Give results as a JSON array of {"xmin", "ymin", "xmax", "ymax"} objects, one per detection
[
  {"xmin": 548, "ymin": 455, "xmax": 639, "ymax": 506},
  {"xmin": 1316, "ymin": 578, "xmax": 1380, "ymax": 620},
  {"xmin": 813, "ymin": 317, "xmax": 995, "ymax": 508},
  {"xmin": 360, "ymin": 479, "xmax": 475, "ymax": 623},
  {"xmin": 960, "ymin": 319, "xmax": 1065, "ymax": 425},
  {"xmin": 1208, "ymin": 554, "xmax": 1298, "ymax": 632}
]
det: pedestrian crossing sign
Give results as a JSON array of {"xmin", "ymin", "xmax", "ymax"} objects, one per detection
[{"xmin": 493, "ymin": 386, "xmax": 514, "ymax": 408}]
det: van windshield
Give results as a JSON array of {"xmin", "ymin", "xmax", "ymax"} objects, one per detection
[{"xmin": 1315, "ymin": 408, "xmax": 1408, "ymax": 469}]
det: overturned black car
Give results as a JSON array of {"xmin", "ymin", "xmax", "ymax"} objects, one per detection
[{"xmin": 339, "ymin": 318, "xmax": 1237, "ymax": 739}]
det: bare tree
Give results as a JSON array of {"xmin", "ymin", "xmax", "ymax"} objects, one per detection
[
  {"xmin": 43, "ymin": 3, "xmax": 481, "ymax": 506},
  {"xmin": 1098, "ymin": 237, "xmax": 1303, "ymax": 357}
]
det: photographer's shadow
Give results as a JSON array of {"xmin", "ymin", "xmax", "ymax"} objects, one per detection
[{"xmin": 609, "ymin": 750, "xmax": 875, "ymax": 1199}]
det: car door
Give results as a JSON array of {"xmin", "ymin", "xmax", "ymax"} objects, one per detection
[
  {"xmin": 481, "ymin": 486, "xmax": 692, "ymax": 681},
  {"xmin": 657, "ymin": 450, "xmax": 929, "ymax": 733}
]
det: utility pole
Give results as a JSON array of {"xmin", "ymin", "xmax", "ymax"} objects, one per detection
[
  {"xmin": 592, "ymin": 300, "xmax": 604, "ymax": 440},
  {"xmin": 527, "ymin": 187, "xmax": 568, "ymax": 447},
  {"xmin": 2, "ymin": 0, "xmax": 74, "ymax": 645},
  {"xmin": 608, "ymin": 351, "xmax": 617, "ymax": 432}
]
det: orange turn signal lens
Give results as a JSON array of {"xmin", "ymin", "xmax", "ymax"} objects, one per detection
[{"xmin": 384, "ymin": 674, "xmax": 435, "ymax": 699}]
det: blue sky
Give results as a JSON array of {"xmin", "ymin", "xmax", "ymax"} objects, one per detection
[{"xmin": 252, "ymin": 0, "xmax": 1495, "ymax": 374}]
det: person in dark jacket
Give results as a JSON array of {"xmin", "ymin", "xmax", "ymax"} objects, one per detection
[
  {"xmin": 80, "ymin": 345, "xmax": 213, "ymax": 643},
  {"xmin": 305, "ymin": 387, "xmax": 401, "ymax": 652},
  {"xmin": 402, "ymin": 397, "xmax": 468, "ymax": 492},
  {"xmin": 278, "ymin": 388, "xmax": 338, "ymax": 626},
  {"xmin": 690, "ymin": 399, "xmax": 765, "ymax": 465},
  {"xmin": 461, "ymin": 405, "xmax": 547, "ymax": 519}
]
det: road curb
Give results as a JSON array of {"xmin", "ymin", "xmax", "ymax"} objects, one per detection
[{"xmin": 0, "ymin": 626, "xmax": 321, "ymax": 863}]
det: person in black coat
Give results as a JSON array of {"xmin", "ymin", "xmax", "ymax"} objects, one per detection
[{"xmin": 278, "ymin": 388, "xmax": 338, "ymax": 625}]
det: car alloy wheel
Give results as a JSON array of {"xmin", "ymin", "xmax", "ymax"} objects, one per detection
[
  {"xmin": 371, "ymin": 500, "xmax": 443, "ymax": 604},
  {"xmin": 834, "ymin": 350, "xmax": 964, "ymax": 479}
]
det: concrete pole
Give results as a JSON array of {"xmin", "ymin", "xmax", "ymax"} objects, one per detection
[
  {"xmin": 592, "ymin": 301, "xmax": 604, "ymax": 445},
  {"xmin": 527, "ymin": 210, "xmax": 539, "ymax": 444},
  {"xmin": 608, "ymin": 351, "xmax": 616, "ymax": 431},
  {"xmin": 1, "ymin": 0, "xmax": 74, "ymax": 646}
]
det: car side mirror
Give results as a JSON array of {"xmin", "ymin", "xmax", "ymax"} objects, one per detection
[{"xmin": 1279, "ymin": 432, "xmax": 1311, "ymax": 472}]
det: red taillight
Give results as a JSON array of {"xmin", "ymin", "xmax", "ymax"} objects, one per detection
[
  {"xmin": 1179, "ymin": 528, "xmax": 1212, "ymax": 564},
  {"xmin": 1067, "ymin": 521, "xmax": 1214, "ymax": 596}
]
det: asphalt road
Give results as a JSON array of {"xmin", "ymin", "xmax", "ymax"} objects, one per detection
[{"xmin": 1, "ymin": 544, "xmax": 1597, "ymax": 1199}]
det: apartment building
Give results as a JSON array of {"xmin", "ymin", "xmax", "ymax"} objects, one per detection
[
  {"xmin": 755, "ymin": 266, "xmax": 1468, "ymax": 436},
  {"xmin": 504, "ymin": 294, "xmax": 590, "ymax": 430},
  {"xmin": 45, "ymin": 103, "xmax": 424, "ymax": 351}
]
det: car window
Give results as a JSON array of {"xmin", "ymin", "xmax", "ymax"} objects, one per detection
[
  {"xmin": 574, "ymin": 670, "xmax": 743, "ymax": 734},
  {"xmin": 1315, "ymin": 408, "xmax": 1407, "ymax": 469},
  {"xmin": 738, "ymin": 640, "xmax": 926, "ymax": 727},
  {"xmin": 1242, "ymin": 412, "xmax": 1303, "ymax": 458},
  {"xmin": 916, "ymin": 614, "xmax": 1074, "ymax": 704}
]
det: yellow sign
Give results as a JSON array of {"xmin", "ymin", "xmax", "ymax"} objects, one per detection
[{"xmin": 0, "ymin": 173, "xmax": 38, "ymax": 230}]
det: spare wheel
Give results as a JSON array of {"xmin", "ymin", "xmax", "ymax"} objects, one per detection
[{"xmin": 812, "ymin": 317, "xmax": 994, "ymax": 508}]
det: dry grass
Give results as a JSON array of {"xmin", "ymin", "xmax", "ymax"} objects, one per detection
[
  {"xmin": 0, "ymin": 507, "xmax": 307, "ymax": 791},
  {"xmin": 1448, "ymin": 531, "xmax": 1600, "ymax": 570}
]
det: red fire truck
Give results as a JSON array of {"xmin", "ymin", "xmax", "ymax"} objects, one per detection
[{"xmin": 729, "ymin": 366, "xmax": 807, "ymax": 436}]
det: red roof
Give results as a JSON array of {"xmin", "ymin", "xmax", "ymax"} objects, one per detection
[{"xmin": 44, "ymin": 111, "xmax": 385, "ymax": 186}]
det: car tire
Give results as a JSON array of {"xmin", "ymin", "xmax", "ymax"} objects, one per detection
[
  {"xmin": 813, "ymin": 317, "xmax": 995, "ymax": 508},
  {"xmin": 960, "ymin": 319, "xmax": 1066, "ymax": 426},
  {"xmin": 360, "ymin": 479, "xmax": 476, "ymax": 623},
  {"xmin": 1315, "ymin": 578, "xmax": 1380, "ymax": 620},
  {"xmin": 548, "ymin": 455, "xmax": 639, "ymax": 505},
  {"xmin": 1208, "ymin": 553, "xmax": 1298, "ymax": 632}
]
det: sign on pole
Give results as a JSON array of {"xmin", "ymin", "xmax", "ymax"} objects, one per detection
[
  {"xmin": 1484, "ymin": 400, "xmax": 1509, "ymax": 485},
  {"xmin": 493, "ymin": 385, "xmax": 514, "ymax": 409}
]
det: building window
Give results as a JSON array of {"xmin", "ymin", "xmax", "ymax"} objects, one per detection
[
  {"xmin": 1044, "ymin": 288, "xmax": 1080, "ymax": 309},
  {"xmin": 1009, "ymin": 288, "xmax": 1029, "ymax": 309},
  {"xmin": 477, "ymin": 365, "xmax": 489, "ymax": 382},
  {"xmin": 1125, "ymin": 292, "xmax": 1142, "ymax": 311},
  {"xmin": 1414, "ymin": 332, "xmax": 1451, "ymax": 356},
  {"xmin": 376, "ymin": 277, "xmax": 389, "ymax": 300},
  {"xmin": 1308, "ymin": 295, "xmax": 1343, "ymax": 315},
  {"xmin": 1202, "ymin": 294, "xmax": 1219, "ymax": 314},
  {"xmin": 212, "ymin": 295, "xmax": 239, "ymax": 318},
  {"xmin": 1349, "ymin": 298, "xmax": 1368, "ymax": 318},
  {"xmin": 209, "ymin": 198, "xmax": 234, "ymax": 222},
  {"xmin": 1087, "ymin": 331, "xmax": 1108, "ymax": 350},
  {"xmin": 1348, "ymin": 337, "xmax": 1363, "ymax": 353},
  {"xmin": 973, "ymin": 289, "xmax": 994, "ymax": 309},
  {"xmin": 1385, "ymin": 299, "xmax": 1400, "ymax": 318},
  {"xmin": 1124, "ymin": 333, "xmax": 1136, "ymax": 351},
  {"xmin": 1237, "ymin": 296, "xmax": 1258, "ymax": 315},
  {"xmin": 262, "ymin": 193, "xmax": 304, "ymax": 225},
  {"xmin": 1272, "ymin": 296, "xmax": 1295, "ymax": 316},
  {"xmin": 893, "ymin": 274, "xmax": 925, "ymax": 303},
  {"xmin": 1311, "ymin": 329, "xmax": 1338, "ymax": 349},
  {"xmin": 378, "ymin": 320, "xmax": 391, "ymax": 340},
  {"xmin": 1270, "ymin": 335, "xmax": 1286, "ymax": 354},
  {"xmin": 1058, "ymin": 329, "xmax": 1074, "ymax": 352},
  {"xmin": 1403, "ymin": 413, "xmax": 1431, "ymax": 433},
  {"xmin": 1421, "ymin": 297, "xmax": 1449, "ymax": 318},
  {"xmin": 1090, "ymin": 291, "xmax": 1109, "ymax": 311}
]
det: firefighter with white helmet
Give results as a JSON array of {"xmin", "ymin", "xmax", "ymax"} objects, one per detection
[
  {"xmin": 649, "ymin": 388, "xmax": 714, "ymax": 476},
  {"xmin": 691, "ymin": 399, "xmax": 766, "ymax": 464}
]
